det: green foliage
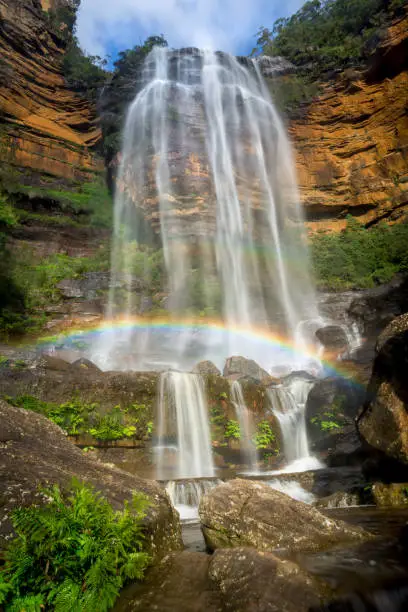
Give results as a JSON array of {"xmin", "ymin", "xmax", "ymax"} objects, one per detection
[
  {"xmin": 0, "ymin": 205, "xmax": 28, "ymax": 336},
  {"xmin": 0, "ymin": 193, "xmax": 18, "ymax": 228},
  {"xmin": 310, "ymin": 415, "xmax": 341, "ymax": 431},
  {"xmin": 89, "ymin": 413, "xmax": 137, "ymax": 441},
  {"xmin": 0, "ymin": 481, "xmax": 150, "ymax": 611},
  {"xmin": 63, "ymin": 39, "xmax": 107, "ymax": 104},
  {"xmin": 20, "ymin": 179, "xmax": 113, "ymax": 228},
  {"xmin": 253, "ymin": 421, "xmax": 276, "ymax": 449},
  {"xmin": 310, "ymin": 216, "xmax": 408, "ymax": 290},
  {"xmin": 0, "ymin": 241, "xmax": 109, "ymax": 338},
  {"xmin": 8, "ymin": 395, "xmax": 153, "ymax": 441},
  {"xmin": 254, "ymin": 0, "xmax": 405, "ymax": 76},
  {"xmin": 46, "ymin": 0, "xmax": 81, "ymax": 40},
  {"xmin": 45, "ymin": 0, "xmax": 107, "ymax": 104},
  {"xmin": 224, "ymin": 420, "xmax": 241, "ymax": 440}
]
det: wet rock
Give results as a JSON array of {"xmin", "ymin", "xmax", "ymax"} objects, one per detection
[
  {"xmin": 371, "ymin": 482, "xmax": 408, "ymax": 507},
  {"xmin": 70, "ymin": 357, "xmax": 102, "ymax": 373},
  {"xmin": 348, "ymin": 276, "xmax": 408, "ymax": 343},
  {"xmin": 223, "ymin": 356, "xmax": 269, "ymax": 383},
  {"xmin": 0, "ymin": 401, "xmax": 182, "ymax": 559},
  {"xmin": 316, "ymin": 326, "xmax": 349, "ymax": 350},
  {"xmin": 193, "ymin": 360, "xmax": 221, "ymax": 376},
  {"xmin": 115, "ymin": 551, "xmax": 223, "ymax": 612},
  {"xmin": 39, "ymin": 354, "xmax": 70, "ymax": 371},
  {"xmin": 358, "ymin": 313, "xmax": 408, "ymax": 464},
  {"xmin": 376, "ymin": 312, "xmax": 408, "ymax": 352},
  {"xmin": 208, "ymin": 547, "xmax": 326, "ymax": 612},
  {"xmin": 57, "ymin": 278, "xmax": 86, "ymax": 299},
  {"xmin": 314, "ymin": 488, "xmax": 368, "ymax": 509},
  {"xmin": 305, "ymin": 377, "xmax": 365, "ymax": 462},
  {"xmin": 199, "ymin": 479, "xmax": 367, "ymax": 553}
]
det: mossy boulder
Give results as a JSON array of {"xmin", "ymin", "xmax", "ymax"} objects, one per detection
[{"xmin": 199, "ymin": 479, "xmax": 368, "ymax": 553}]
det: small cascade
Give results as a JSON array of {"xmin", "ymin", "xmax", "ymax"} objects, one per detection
[
  {"xmin": 267, "ymin": 479, "xmax": 315, "ymax": 504},
  {"xmin": 156, "ymin": 371, "xmax": 215, "ymax": 480},
  {"xmin": 165, "ymin": 478, "xmax": 221, "ymax": 522},
  {"xmin": 343, "ymin": 321, "xmax": 363, "ymax": 356},
  {"xmin": 230, "ymin": 380, "xmax": 259, "ymax": 472},
  {"xmin": 268, "ymin": 378, "xmax": 323, "ymax": 472}
]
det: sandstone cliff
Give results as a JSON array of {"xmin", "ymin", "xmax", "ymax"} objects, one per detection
[
  {"xmin": 0, "ymin": 0, "xmax": 103, "ymax": 190},
  {"xmin": 292, "ymin": 10, "xmax": 408, "ymax": 232}
]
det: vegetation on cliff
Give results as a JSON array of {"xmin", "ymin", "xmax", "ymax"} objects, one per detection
[
  {"xmin": 311, "ymin": 216, "xmax": 408, "ymax": 289},
  {"xmin": 255, "ymin": 0, "xmax": 406, "ymax": 74},
  {"xmin": 0, "ymin": 481, "xmax": 150, "ymax": 612}
]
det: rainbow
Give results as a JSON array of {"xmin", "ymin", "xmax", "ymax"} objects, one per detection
[{"xmin": 32, "ymin": 315, "xmax": 364, "ymax": 384}]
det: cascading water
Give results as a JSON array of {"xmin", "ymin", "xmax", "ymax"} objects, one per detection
[
  {"xmin": 165, "ymin": 479, "xmax": 221, "ymax": 522},
  {"xmin": 95, "ymin": 46, "xmax": 319, "ymax": 374},
  {"xmin": 156, "ymin": 371, "xmax": 215, "ymax": 479},
  {"xmin": 268, "ymin": 378, "xmax": 323, "ymax": 473},
  {"xmin": 230, "ymin": 380, "xmax": 259, "ymax": 472}
]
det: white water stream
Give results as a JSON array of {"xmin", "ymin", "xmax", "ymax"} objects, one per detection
[{"xmin": 268, "ymin": 377, "xmax": 323, "ymax": 472}]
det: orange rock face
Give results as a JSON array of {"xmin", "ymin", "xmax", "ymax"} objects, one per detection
[
  {"xmin": 291, "ymin": 11, "xmax": 408, "ymax": 233},
  {"xmin": 0, "ymin": 0, "xmax": 103, "ymax": 187}
]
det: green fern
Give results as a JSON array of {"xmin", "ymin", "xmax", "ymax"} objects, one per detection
[{"xmin": 0, "ymin": 480, "xmax": 151, "ymax": 611}]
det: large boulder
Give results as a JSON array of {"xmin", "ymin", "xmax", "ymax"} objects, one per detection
[
  {"xmin": 358, "ymin": 313, "xmax": 408, "ymax": 464},
  {"xmin": 0, "ymin": 401, "xmax": 182, "ymax": 559},
  {"xmin": 223, "ymin": 356, "xmax": 270, "ymax": 383},
  {"xmin": 208, "ymin": 547, "xmax": 327, "ymax": 612},
  {"xmin": 199, "ymin": 479, "xmax": 366, "ymax": 553},
  {"xmin": 193, "ymin": 360, "xmax": 221, "ymax": 376}
]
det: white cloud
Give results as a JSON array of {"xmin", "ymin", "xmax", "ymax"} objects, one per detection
[{"xmin": 76, "ymin": 0, "xmax": 304, "ymax": 58}]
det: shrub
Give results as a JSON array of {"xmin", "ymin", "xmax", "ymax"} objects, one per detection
[
  {"xmin": 254, "ymin": 421, "xmax": 276, "ymax": 449},
  {"xmin": 0, "ymin": 481, "xmax": 150, "ymax": 611},
  {"xmin": 225, "ymin": 419, "xmax": 241, "ymax": 440},
  {"xmin": 8, "ymin": 395, "xmax": 151, "ymax": 441}
]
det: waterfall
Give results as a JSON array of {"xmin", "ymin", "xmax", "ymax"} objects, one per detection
[
  {"xmin": 95, "ymin": 46, "xmax": 319, "ymax": 374},
  {"xmin": 230, "ymin": 380, "xmax": 259, "ymax": 471},
  {"xmin": 90, "ymin": 46, "xmax": 323, "ymax": 480},
  {"xmin": 156, "ymin": 371, "xmax": 215, "ymax": 479},
  {"xmin": 268, "ymin": 378, "xmax": 323, "ymax": 472}
]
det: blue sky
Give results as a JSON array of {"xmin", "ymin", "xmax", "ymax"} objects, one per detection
[{"xmin": 76, "ymin": 0, "xmax": 305, "ymax": 63}]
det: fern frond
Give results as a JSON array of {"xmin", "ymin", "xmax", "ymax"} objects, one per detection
[
  {"xmin": 7, "ymin": 593, "xmax": 44, "ymax": 612},
  {"xmin": 51, "ymin": 578, "xmax": 82, "ymax": 612}
]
